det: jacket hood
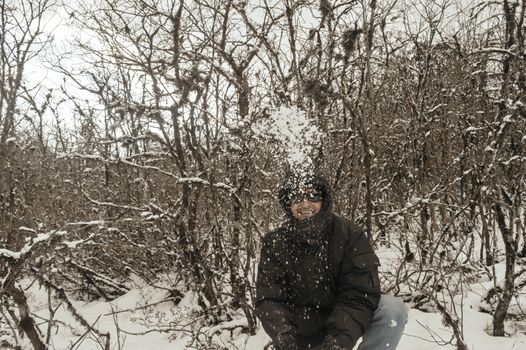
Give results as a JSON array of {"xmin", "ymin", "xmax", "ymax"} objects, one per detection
[{"xmin": 278, "ymin": 174, "xmax": 332, "ymax": 218}]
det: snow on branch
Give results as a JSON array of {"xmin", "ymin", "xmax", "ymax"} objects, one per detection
[
  {"xmin": 203, "ymin": 317, "xmax": 249, "ymax": 336},
  {"xmin": 81, "ymin": 188, "xmax": 146, "ymax": 212},
  {"xmin": 98, "ymin": 134, "xmax": 152, "ymax": 145},
  {"xmin": 58, "ymin": 232, "xmax": 96, "ymax": 249},
  {"xmin": 427, "ymin": 104, "xmax": 446, "ymax": 114},
  {"xmin": 500, "ymin": 155, "xmax": 526, "ymax": 167},
  {"xmin": 0, "ymin": 229, "xmax": 66, "ymax": 260},
  {"xmin": 58, "ymin": 152, "xmax": 179, "ymax": 179},
  {"xmin": 0, "ymin": 226, "xmax": 106, "ymax": 261},
  {"xmin": 58, "ymin": 153, "xmax": 236, "ymax": 192},
  {"xmin": 372, "ymin": 194, "xmax": 468, "ymax": 221},
  {"xmin": 472, "ymin": 47, "xmax": 518, "ymax": 57},
  {"xmin": 68, "ymin": 261, "xmax": 129, "ymax": 295}
]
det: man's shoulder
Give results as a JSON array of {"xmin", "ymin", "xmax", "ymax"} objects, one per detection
[
  {"xmin": 332, "ymin": 214, "xmax": 364, "ymax": 236},
  {"xmin": 261, "ymin": 225, "xmax": 289, "ymax": 245}
]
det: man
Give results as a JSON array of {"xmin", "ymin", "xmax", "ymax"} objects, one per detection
[{"xmin": 255, "ymin": 174, "xmax": 407, "ymax": 350}]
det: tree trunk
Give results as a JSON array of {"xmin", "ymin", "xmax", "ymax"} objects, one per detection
[
  {"xmin": 6, "ymin": 282, "xmax": 47, "ymax": 349},
  {"xmin": 492, "ymin": 203, "xmax": 517, "ymax": 336},
  {"xmin": 479, "ymin": 202, "xmax": 494, "ymax": 266},
  {"xmin": 419, "ymin": 204, "xmax": 430, "ymax": 265}
]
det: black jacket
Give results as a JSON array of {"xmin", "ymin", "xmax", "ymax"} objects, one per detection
[{"xmin": 256, "ymin": 177, "xmax": 381, "ymax": 349}]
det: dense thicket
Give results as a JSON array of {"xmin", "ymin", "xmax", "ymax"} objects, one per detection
[{"xmin": 1, "ymin": 0, "xmax": 524, "ymax": 348}]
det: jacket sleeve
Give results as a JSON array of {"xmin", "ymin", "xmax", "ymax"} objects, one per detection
[
  {"xmin": 255, "ymin": 234, "xmax": 297, "ymax": 346},
  {"xmin": 325, "ymin": 228, "xmax": 381, "ymax": 348}
]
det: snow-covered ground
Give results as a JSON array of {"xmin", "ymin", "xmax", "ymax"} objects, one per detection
[{"xmin": 15, "ymin": 260, "xmax": 525, "ymax": 350}]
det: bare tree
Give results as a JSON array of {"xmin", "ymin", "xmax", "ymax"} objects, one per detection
[{"xmin": 0, "ymin": 0, "xmax": 58, "ymax": 248}]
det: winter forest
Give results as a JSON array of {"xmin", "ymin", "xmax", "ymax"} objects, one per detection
[{"xmin": 0, "ymin": 0, "xmax": 525, "ymax": 349}]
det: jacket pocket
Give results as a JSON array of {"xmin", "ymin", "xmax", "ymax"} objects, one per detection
[
  {"xmin": 349, "ymin": 253, "xmax": 380, "ymax": 289},
  {"xmin": 351, "ymin": 253, "xmax": 380, "ymax": 271}
]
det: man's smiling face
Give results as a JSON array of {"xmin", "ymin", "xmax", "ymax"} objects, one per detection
[{"xmin": 289, "ymin": 188, "xmax": 323, "ymax": 220}]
